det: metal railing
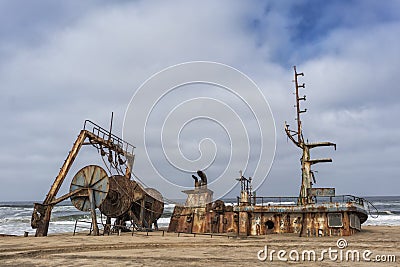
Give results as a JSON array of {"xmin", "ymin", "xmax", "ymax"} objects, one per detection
[
  {"xmin": 83, "ymin": 119, "xmax": 135, "ymax": 155},
  {"xmin": 73, "ymin": 220, "xmax": 104, "ymax": 236},
  {"xmin": 239, "ymin": 195, "xmax": 364, "ymax": 207}
]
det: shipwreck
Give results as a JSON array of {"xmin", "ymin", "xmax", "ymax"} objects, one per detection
[
  {"xmin": 168, "ymin": 66, "xmax": 369, "ymax": 237},
  {"xmin": 31, "ymin": 66, "xmax": 369, "ymax": 238}
]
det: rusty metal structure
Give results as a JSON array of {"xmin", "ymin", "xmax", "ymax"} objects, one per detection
[
  {"xmin": 168, "ymin": 67, "xmax": 368, "ymax": 237},
  {"xmin": 31, "ymin": 116, "xmax": 164, "ymax": 236}
]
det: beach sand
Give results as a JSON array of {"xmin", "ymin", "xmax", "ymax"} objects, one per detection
[{"xmin": 0, "ymin": 226, "xmax": 398, "ymax": 266}]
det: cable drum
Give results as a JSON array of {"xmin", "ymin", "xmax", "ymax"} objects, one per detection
[
  {"xmin": 98, "ymin": 176, "xmax": 164, "ymax": 228},
  {"xmin": 70, "ymin": 165, "xmax": 109, "ymax": 211},
  {"xmin": 99, "ymin": 175, "xmax": 137, "ymax": 218}
]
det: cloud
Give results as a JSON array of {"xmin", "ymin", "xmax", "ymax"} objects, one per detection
[{"xmin": 0, "ymin": 0, "xmax": 399, "ymax": 201}]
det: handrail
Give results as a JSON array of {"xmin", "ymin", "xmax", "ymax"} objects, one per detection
[
  {"xmin": 249, "ymin": 195, "xmax": 365, "ymax": 207},
  {"xmin": 83, "ymin": 119, "xmax": 135, "ymax": 155}
]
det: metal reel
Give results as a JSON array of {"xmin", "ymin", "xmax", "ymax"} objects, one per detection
[
  {"xmin": 99, "ymin": 175, "xmax": 134, "ymax": 218},
  {"xmin": 70, "ymin": 165, "xmax": 109, "ymax": 211}
]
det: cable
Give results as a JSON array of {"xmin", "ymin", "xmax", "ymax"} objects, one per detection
[
  {"xmin": 361, "ymin": 197, "xmax": 379, "ymax": 219},
  {"xmin": 100, "ymin": 154, "xmax": 113, "ymax": 176},
  {"xmin": 131, "ymin": 171, "xmax": 181, "ymax": 205}
]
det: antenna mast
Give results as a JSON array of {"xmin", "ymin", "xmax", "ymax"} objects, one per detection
[
  {"xmin": 294, "ymin": 66, "xmax": 307, "ymax": 144},
  {"xmin": 285, "ymin": 66, "xmax": 307, "ymax": 147},
  {"xmin": 285, "ymin": 66, "xmax": 336, "ymax": 205}
]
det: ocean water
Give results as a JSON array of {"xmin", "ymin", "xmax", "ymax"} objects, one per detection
[
  {"xmin": 0, "ymin": 196, "xmax": 398, "ymax": 236},
  {"xmin": 0, "ymin": 201, "xmax": 175, "ymax": 236}
]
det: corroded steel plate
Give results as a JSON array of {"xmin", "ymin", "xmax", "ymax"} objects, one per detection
[
  {"xmin": 144, "ymin": 187, "xmax": 164, "ymax": 218},
  {"xmin": 70, "ymin": 165, "xmax": 109, "ymax": 211}
]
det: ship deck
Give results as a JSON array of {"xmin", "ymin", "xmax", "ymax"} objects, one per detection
[{"xmin": 233, "ymin": 195, "xmax": 368, "ymax": 223}]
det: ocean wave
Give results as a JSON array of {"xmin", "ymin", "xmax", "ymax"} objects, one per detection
[
  {"xmin": 1, "ymin": 198, "xmax": 400, "ymax": 236},
  {"xmin": 0, "ymin": 216, "xmax": 31, "ymax": 224},
  {"xmin": 372, "ymin": 210, "xmax": 400, "ymax": 215},
  {"xmin": 365, "ymin": 214, "xmax": 400, "ymax": 226},
  {"xmin": 157, "ymin": 217, "xmax": 171, "ymax": 227}
]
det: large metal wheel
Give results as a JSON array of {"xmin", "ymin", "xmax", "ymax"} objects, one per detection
[{"xmin": 70, "ymin": 165, "xmax": 109, "ymax": 211}]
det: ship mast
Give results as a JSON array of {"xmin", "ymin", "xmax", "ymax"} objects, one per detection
[{"xmin": 285, "ymin": 66, "xmax": 336, "ymax": 205}]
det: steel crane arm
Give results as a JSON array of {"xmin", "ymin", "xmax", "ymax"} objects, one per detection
[{"xmin": 43, "ymin": 130, "xmax": 88, "ymax": 204}]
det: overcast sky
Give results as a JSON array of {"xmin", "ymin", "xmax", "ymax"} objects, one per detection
[{"xmin": 1, "ymin": 0, "xmax": 399, "ymax": 201}]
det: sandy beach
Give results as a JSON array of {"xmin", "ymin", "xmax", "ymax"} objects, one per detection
[{"xmin": 0, "ymin": 226, "xmax": 398, "ymax": 266}]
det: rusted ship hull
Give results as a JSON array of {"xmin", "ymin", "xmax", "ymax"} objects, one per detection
[
  {"xmin": 168, "ymin": 197, "xmax": 367, "ymax": 237},
  {"xmin": 168, "ymin": 204, "xmax": 237, "ymax": 235}
]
